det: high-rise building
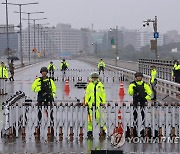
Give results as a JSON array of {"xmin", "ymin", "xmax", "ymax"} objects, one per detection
[
  {"xmin": 0, "ymin": 24, "xmax": 18, "ymax": 57},
  {"xmin": 21, "ymin": 23, "xmax": 92, "ymax": 58},
  {"xmin": 163, "ymin": 30, "xmax": 180, "ymax": 44}
]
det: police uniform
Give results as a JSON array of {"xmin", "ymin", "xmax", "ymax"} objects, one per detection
[
  {"xmin": 128, "ymin": 72, "xmax": 152, "ymax": 137},
  {"xmin": 150, "ymin": 67, "xmax": 157, "ymax": 100},
  {"xmin": 60, "ymin": 59, "xmax": 69, "ymax": 74},
  {"xmin": 0, "ymin": 62, "xmax": 8, "ymax": 94},
  {"xmin": 32, "ymin": 67, "xmax": 56, "ymax": 122},
  {"xmin": 32, "ymin": 77, "xmax": 56, "ymax": 104},
  {"xmin": 48, "ymin": 62, "xmax": 56, "ymax": 80},
  {"xmin": 98, "ymin": 59, "xmax": 105, "ymax": 75},
  {"xmin": 172, "ymin": 61, "xmax": 180, "ymax": 91},
  {"xmin": 85, "ymin": 72, "xmax": 106, "ymax": 138}
]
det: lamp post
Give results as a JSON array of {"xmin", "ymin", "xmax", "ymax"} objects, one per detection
[
  {"xmin": 2, "ymin": 0, "xmax": 10, "ymax": 64},
  {"xmin": 22, "ymin": 18, "xmax": 47, "ymax": 60},
  {"xmin": 16, "ymin": 11, "xmax": 44, "ymax": 62},
  {"xmin": 92, "ymin": 42, "xmax": 97, "ymax": 56},
  {"xmin": 2, "ymin": 2, "xmax": 39, "ymax": 66},
  {"xmin": 143, "ymin": 16, "xmax": 158, "ymax": 59}
]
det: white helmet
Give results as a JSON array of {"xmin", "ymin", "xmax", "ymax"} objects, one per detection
[{"xmin": 91, "ymin": 72, "xmax": 99, "ymax": 78}]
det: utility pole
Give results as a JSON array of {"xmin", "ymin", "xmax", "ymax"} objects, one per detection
[
  {"xmin": 2, "ymin": 2, "xmax": 39, "ymax": 66},
  {"xmin": 5, "ymin": 0, "xmax": 10, "ymax": 64},
  {"xmin": 18, "ymin": 11, "xmax": 44, "ymax": 62},
  {"xmin": 115, "ymin": 26, "xmax": 118, "ymax": 66},
  {"xmin": 143, "ymin": 16, "xmax": 158, "ymax": 59}
]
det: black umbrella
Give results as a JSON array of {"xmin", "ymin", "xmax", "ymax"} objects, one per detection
[{"xmin": 7, "ymin": 56, "xmax": 19, "ymax": 61}]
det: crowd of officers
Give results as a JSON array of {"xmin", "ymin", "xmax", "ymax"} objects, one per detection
[
  {"xmin": 1, "ymin": 58, "xmax": 179, "ymax": 138},
  {"xmin": 31, "ymin": 58, "xmax": 178, "ymax": 139}
]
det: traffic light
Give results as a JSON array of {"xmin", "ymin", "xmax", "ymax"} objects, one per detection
[{"xmin": 111, "ymin": 38, "xmax": 115, "ymax": 45}]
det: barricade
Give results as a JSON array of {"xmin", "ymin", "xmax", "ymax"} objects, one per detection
[
  {"xmin": 2, "ymin": 98, "xmax": 180, "ymax": 143},
  {"xmin": 0, "ymin": 79, "xmax": 7, "ymax": 95},
  {"xmin": 54, "ymin": 69, "xmax": 124, "ymax": 83}
]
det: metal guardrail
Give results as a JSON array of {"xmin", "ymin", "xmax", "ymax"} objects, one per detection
[
  {"xmin": 138, "ymin": 59, "xmax": 174, "ymax": 81},
  {"xmin": 1, "ymin": 98, "xmax": 180, "ymax": 143},
  {"xmin": 82, "ymin": 58, "xmax": 180, "ymax": 101}
]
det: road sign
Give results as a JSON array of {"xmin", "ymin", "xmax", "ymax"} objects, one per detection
[{"xmin": 154, "ymin": 32, "xmax": 159, "ymax": 38}]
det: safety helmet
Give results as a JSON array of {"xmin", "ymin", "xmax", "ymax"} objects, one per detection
[
  {"xmin": 151, "ymin": 65, "xmax": 156, "ymax": 68},
  {"xmin": 134, "ymin": 72, "xmax": 143, "ymax": 77},
  {"xmin": 40, "ymin": 67, "xmax": 48, "ymax": 73},
  {"xmin": 50, "ymin": 61, "xmax": 53, "ymax": 64},
  {"xmin": 100, "ymin": 58, "xmax": 103, "ymax": 60},
  {"xmin": 91, "ymin": 72, "xmax": 99, "ymax": 78},
  {"xmin": 173, "ymin": 60, "xmax": 179, "ymax": 64}
]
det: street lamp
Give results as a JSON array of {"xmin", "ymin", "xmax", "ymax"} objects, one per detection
[
  {"xmin": 39, "ymin": 24, "xmax": 49, "ymax": 58},
  {"xmin": 143, "ymin": 16, "xmax": 158, "ymax": 59},
  {"xmin": 22, "ymin": 18, "xmax": 47, "ymax": 60},
  {"xmin": 15, "ymin": 11, "xmax": 44, "ymax": 62},
  {"xmin": 1, "ymin": 0, "xmax": 10, "ymax": 64},
  {"xmin": 2, "ymin": 2, "xmax": 39, "ymax": 66},
  {"xmin": 92, "ymin": 42, "xmax": 97, "ymax": 56}
]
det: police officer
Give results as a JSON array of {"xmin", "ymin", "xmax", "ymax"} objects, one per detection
[
  {"xmin": 172, "ymin": 60, "xmax": 180, "ymax": 92},
  {"xmin": 0, "ymin": 61, "xmax": 8, "ymax": 79},
  {"xmin": 172, "ymin": 60, "xmax": 180, "ymax": 83},
  {"xmin": 32, "ymin": 67, "xmax": 56, "ymax": 105},
  {"xmin": 128, "ymin": 72, "xmax": 152, "ymax": 137},
  {"xmin": 98, "ymin": 59, "xmax": 105, "ymax": 75},
  {"xmin": 150, "ymin": 65, "xmax": 157, "ymax": 100},
  {"xmin": 0, "ymin": 61, "xmax": 8, "ymax": 95},
  {"xmin": 48, "ymin": 61, "xmax": 56, "ymax": 80},
  {"xmin": 9, "ymin": 60, "xmax": 15, "ymax": 81},
  {"xmin": 60, "ymin": 59, "xmax": 69, "ymax": 74},
  {"xmin": 85, "ymin": 72, "xmax": 106, "ymax": 138}
]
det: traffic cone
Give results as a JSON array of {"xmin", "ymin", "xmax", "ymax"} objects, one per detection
[
  {"xmin": 119, "ymin": 95, "xmax": 124, "ymax": 103},
  {"xmin": 64, "ymin": 79, "xmax": 70, "ymax": 95},
  {"xmin": 111, "ymin": 109, "xmax": 123, "ymax": 135},
  {"xmin": 117, "ymin": 109, "xmax": 123, "ymax": 134},
  {"xmin": 119, "ymin": 82, "xmax": 125, "ymax": 96}
]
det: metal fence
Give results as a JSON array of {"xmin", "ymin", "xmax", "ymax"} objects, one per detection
[
  {"xmin": 53, "ymin": 69, "xmax": 125, "ymax": 83},
  {"xmin": 2, "ymin": 93, "xmax": 180, "ymax": 143},
  {"xmin": 138, "ymin": 59, "xmax": 174, "ymax": 81}
]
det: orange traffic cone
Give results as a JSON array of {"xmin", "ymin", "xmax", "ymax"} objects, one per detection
[
  {"xmin": 64, "ymin": 79, "xmax": 70, "ymax": 95},
  {"xmin": 119, "ymin": 82, "xmax": 125, "ymax": 96},
  {"xmin": 119, "ymin": 95, "xmax": 124, "ymax": 103},
  {"xmin": 111, "ymin": 109, "xmax": 123, "ymax": 135},
  {"xmin": 117, "ymin": 109, "xmax": 123, "ymax": 134}
]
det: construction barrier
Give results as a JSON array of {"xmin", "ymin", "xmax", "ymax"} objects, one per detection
[
  {"xmin": 0, "ymin": 79, "xmax": 7, "ymax": 95},
  {"xmin": 54, "ymin": 69, "xmax": 125, "ymax": 83},
  {"xmin": 2, "ymin": 94, "xmax": 180, "ymax": 143}
]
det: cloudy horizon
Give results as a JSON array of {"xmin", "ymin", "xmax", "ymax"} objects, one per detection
[{"xmin": 0, "ymin": 0, "xmax": 180, "ymax": 33}]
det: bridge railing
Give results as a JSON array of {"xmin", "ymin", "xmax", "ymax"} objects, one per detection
[
  {"xmin": 2, "ymin": 99, "xmax": 180, "ymax": 143},
  {"xmin": 138, "ymin": 59, "xmax": 174, "ymax": 81},
  {"xmin": 81, "ymin": 58, "xmax": 180, "ymax": 101}
]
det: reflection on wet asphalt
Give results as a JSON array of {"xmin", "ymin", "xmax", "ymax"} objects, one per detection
[{"xmin": 0, "ymin": 60, "xmax": 179, "ymax": 153}]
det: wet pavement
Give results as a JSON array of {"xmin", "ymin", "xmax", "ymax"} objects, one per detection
[{"xmin": 0, "ymin": 60, "xmax": 179, "ymax": 154}]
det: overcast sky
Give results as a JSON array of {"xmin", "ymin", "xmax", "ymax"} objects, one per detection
[{"xmin": 0, "ymin": 0, "xmax": 180, "ymax": 33}]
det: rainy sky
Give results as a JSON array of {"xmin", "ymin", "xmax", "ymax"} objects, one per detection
[{"xmin": 0, "ymin": 0, "xmax": 180, "ymax": 33}]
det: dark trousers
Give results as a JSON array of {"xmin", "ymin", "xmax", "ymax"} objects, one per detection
[
  {"xmin": 99, "ymin": 66, "xmax": 104, "ymax": 74},
  {"xmin": 175, "ymin": 77, "xmax": 180, "ymax": 91},
  {"xmin": 151, "ymin": 81, "xmax": 157, "ymax": 100},
  {"xmin": 37, "ymin": 101, "xmax": 53, "ymax": 123},
  {"xmin": 133, "ymin": 100, "xmax": 145, "ymax": 137}
]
